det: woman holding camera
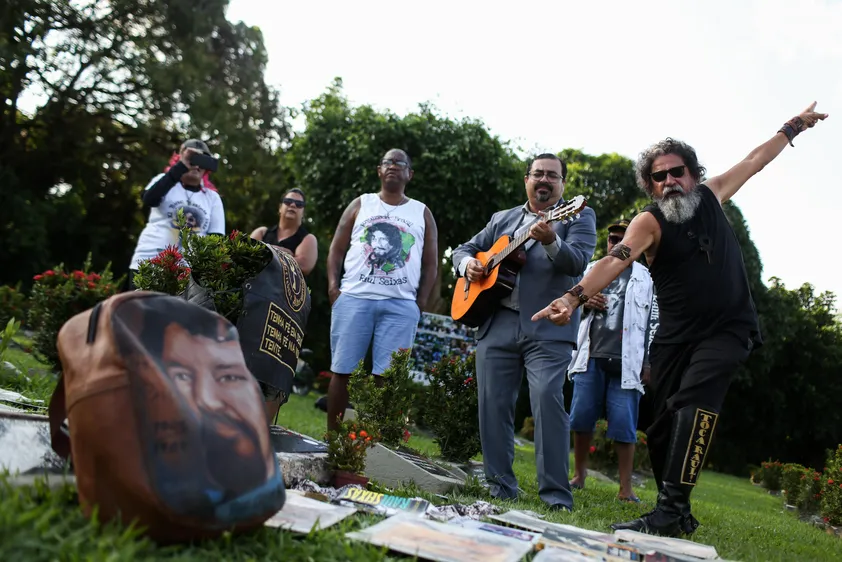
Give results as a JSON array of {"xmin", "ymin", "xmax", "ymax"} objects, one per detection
[{"xmin": 127, "ymin": 139, "xmax": 226, "ymax": 289}]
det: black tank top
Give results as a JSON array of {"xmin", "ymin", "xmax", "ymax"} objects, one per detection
[
  {"xmin": 262, "ymin": 225, "xmax": 308, "ymax": 253},
  {"xmin": 643, "ymin": 185, "xmax": 761, "ymax": 346}
]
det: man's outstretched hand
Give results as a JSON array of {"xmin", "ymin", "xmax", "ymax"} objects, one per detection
[
  {"xmin": 797, "ymin": 101, "xmax": 829, "ymax": 130},
  {"xmin": 532, "ymin": 295, "xmax": 576, "ymax": 326}
]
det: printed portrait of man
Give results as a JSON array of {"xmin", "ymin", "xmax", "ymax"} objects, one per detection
[
  {"xmin": 169, "ymin": 205, "xmax": 205, "ymax": 231},
  {"xmin": 112, "ymin": 296, "xmax": 280, "ymax": 519},
  {"xmin": 364, "ymin": 221, "xmax": 411, "ymax": 274}
]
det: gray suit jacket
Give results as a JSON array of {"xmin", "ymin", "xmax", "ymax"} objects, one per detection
[{"xmin": 452, "ymin": 203, "xmax": 597, "ymax": 343}]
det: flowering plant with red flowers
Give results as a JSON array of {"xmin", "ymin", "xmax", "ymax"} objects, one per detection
[
  {"xmin": 820, "ymin": 444, "xmax": 842, "ymax": 526},
  {"xmin": 325, "ymin": 419, "xmax": 380, "ymax": 475},
  {"xmin": 759, "ymin": 460, "xmax": 784, "ymax": 491},
  {"xmin": 421, "ymin": 352, "xmax": 481, "ymax": 463},
  {"xmin": 131, "ymin": 245, "xmax": 192, "ymax": 296},
  {"xmin": 796, "ymin": 468, "xmax": 823, "ymax": 514},
  {"xmin": 28, "ymin": 254, "xmax": 122, "ymax": 369},
  {"xmin": 133, "ymin": 209, "xmax": 272, "ymax": 324}
]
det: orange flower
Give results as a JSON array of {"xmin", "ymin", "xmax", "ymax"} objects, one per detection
[
  {"xmin": 348, "ymin": 432, "xmax": 357, "ymax": 441},
  {"xmin": 359, "ymin": 430, "xmax": 368, "ymax": 438}
]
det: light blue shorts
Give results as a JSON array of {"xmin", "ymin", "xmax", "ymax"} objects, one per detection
[
  {"xmin": 570, "ymin": 357, "xmax": 641, "ymax": 443},
  {"xmin": 329, "ymin": 293, "xmax": 421, "ymax": 375}
]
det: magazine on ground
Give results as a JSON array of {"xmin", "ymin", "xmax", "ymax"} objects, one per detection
[
  {"xmin": 332, "ymin": 487, "xmax": 430, "ymax": 517},
  {"xmin": 489, "ymin": 510, "xmax": 613, "ymax": 540},
  {"xmin": 446, "ymin": 517, "xmax": 542, "ymax": 544},
  {"xmin": 489, "ymin": 511, "xmax": 717, "ymax": 562},
  {"xmin": 612, "ymin": 530, "xmax": 719, "ymax": 560},
  {"xmin": 264, "ymin": 490, "xmax": 357, "ymax": 533},
  {"xmin": 539, "ymin": 527, "xmax": 646, "ymax": 561},
  {"xmin": 533, "ymin": 545, "xmax": 614, "ymax": 561},
  {"xmin": 345, "ymin": 513, "xmax": 536, "ymax": 562}
]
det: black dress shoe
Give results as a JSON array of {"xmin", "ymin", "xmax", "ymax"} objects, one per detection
[{"xmin": 548, "ymin": 503, "xmax": 573, "ymax": 513}]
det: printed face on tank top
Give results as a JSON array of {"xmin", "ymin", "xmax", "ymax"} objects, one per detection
[{"xmin": 359, "ymin": 218, "xmax": 416, "ymax": 279}]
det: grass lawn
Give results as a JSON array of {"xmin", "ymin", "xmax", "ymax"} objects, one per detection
[{"xmin": 1, "ymin": 343, "xmax": 840, "ymax": 561}]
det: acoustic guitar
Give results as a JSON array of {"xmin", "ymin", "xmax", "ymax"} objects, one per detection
[{"xmin": 450, "ymin": 195, "xmax": 588, "ymax": 328}]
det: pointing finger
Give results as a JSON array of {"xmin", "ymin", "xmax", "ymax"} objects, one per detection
[{"xmin": 532, "ymin": 306, "xmax": 552, "ymax": 322}]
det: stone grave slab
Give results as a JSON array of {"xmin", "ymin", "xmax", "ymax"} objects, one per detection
[
  {"xmin": 269, "ymin": 425, "xmax": 331, "ymax": 486},
  {"xmin": 0, "ymin": 411, "xmax": 70, "ymax": 479},
  {"xmin": 364, "ymin": 444, "xmax": 465, "ymax": 495},
  {"xmin": 0, "ymin": 414, "xmax": 331, "ymax": 489}
]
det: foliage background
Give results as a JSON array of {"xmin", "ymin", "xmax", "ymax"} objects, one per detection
[{"xmin": 2, "ymin": 0, "xmax": 841, "ymax": 477}]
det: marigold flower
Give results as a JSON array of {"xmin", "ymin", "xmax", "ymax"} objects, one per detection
[
  {"xmin": 359, "ymin": 430, "xmax": 368, "ymax": 438},
  {"xmin": 348, "ymin": 432, "xmax": 357, "ymax": 441}
]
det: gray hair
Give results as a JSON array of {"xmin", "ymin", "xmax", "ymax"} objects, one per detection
[{"xmin": 635, "ymin": 138, "xmax": 707, "ymax": 195}]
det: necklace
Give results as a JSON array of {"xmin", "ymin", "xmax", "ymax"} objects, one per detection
[{"xmin": 379, "ymin": 194, "xmax": 407, "ymax": 218}]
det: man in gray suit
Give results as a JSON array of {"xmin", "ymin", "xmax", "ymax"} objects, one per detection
[{"xmin": 452, "ymin": 153, "xmax": 597, "ymax": 511}]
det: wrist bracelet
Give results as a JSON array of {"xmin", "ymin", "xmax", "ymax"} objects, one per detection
[
  {"xmin": 778, "ymin": 116, "xmax": 806, "ymax": 147},
  {"xmin": 565, "ymin": 285, "xmax": 589, "ymax": 305}
]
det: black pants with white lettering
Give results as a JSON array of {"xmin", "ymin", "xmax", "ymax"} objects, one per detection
[{"xmin": 646, "ymin": 330, "xmax": 753, "ymax": 490}]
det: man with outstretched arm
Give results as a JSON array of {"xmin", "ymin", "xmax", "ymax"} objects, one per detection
[{"xmin": 532, "ymin": 102, "xmax": 828, "ymax": 537}]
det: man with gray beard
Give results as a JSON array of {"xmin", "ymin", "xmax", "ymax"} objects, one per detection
[{"xmin": 531, "ymin": 102, "xmax": 828, "ymax": 537}]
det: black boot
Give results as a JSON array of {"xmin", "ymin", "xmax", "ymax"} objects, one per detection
[{"xmin": 611, "ymin": 405, "xmax": 718, "ymax": 537}]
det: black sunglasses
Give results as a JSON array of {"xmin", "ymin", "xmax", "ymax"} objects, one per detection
[
  {"xmin": 650, "ymin": 165, "xmax": 686, "ymax": 183},
  {"xmin": 283, "ymin": 198, "xmax": 305, "ymax": 208},
  {"xmin": 608, "ymin": 235, "xmax": 624, "ymax": 245}
]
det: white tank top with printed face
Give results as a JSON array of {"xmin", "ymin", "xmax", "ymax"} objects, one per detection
[{"xmin": 340, "ymin": 193, "xmax": 427, "ymax": 301}]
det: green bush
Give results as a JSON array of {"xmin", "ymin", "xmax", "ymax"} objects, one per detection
[
  {"xmin": 27, "ymin": 255, "xmax": 122, "ymax": 370},
  {"xmin": 0, "ymin": 283, "xmax": 28, "ymax": 328},
  {"xmin": 348, "ymin": 348, "xmax": 416, "ymax": 448},
  {"xmin": 759, "ymin": 460, "xmax": 784, "ymax": 491},
  {"xmin": 520, "ymin": 417, "xmax": 535, "ymax": 441},
  {"xmin": 820, "ymin": 445, "xmax": 842, "ymax": 526},
  {"xmin": 796, "ymin": 469, "xmax": 823, "ymax": 515},
  {"xmin": 588, "ymin": 419, "xmax": 651, "ymax": 472},
  {"xmin": 422, "ymin": 353, "xmax": 480, "ymax": 464},
  {"xmin": 781, "ymin": 463, "xmax": 809, "ymax": 505}
]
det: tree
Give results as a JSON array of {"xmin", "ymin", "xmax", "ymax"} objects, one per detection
[
  {"xmin": 0, "ymin": 0, "xmax": 289, "ymax": 286},
  {"xmin": 710, "ymin": 280, "xmax": 842, "ymax": 474},
  {"xmin": 288, "ymin": 79, "xmax": 523, "ymax": 370}
]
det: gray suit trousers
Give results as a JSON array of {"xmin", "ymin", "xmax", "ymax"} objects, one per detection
[{"xmin": 476, "ymin": 308, "xmax": 574, "ymax": 509}]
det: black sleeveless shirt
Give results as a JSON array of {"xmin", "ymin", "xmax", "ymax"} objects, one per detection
[
  {"xmin": 262, "ymin": 224, "xmax": 309, "ymax": 254},
  {"xmin": 643, "ymin": 185, "xmax": 761, "ymax": 346}
]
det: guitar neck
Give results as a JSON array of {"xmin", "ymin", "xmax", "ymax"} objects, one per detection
[
  {"xmin": 482, "ymin": 196, "xmax": 585, "ymax": 273},
  {"xmin": 489, "ymin": 229, "xmax": 535, "ymax": 269}
]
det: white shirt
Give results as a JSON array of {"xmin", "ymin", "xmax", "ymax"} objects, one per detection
[
  {"xmin": 568, "ymin": 261, "xmax": 654, "ymax": 394},
  {"xmin": 339, "ymin": 193, "xmax": 427, "ymax": 301},
  {"xmin": 130, "ymin": 174, "xmax": 225, "ymax": 269}
]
